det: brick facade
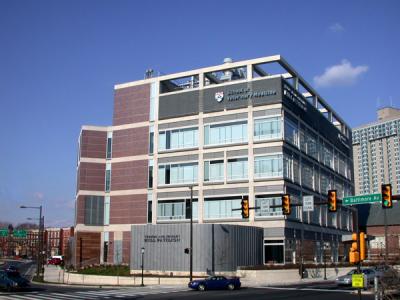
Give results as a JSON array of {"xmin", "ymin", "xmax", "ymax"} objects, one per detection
[
  {"xmin": 80, "ymin": 130, "xmax": 107, "ymax": 159},
  {"xmin": 113, "ymin": 85, "xmax": 150, "ymax": 126}
]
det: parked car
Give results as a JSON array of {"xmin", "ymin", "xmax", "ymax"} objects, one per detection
[
  {"xmin": 0, "ymin": 270, "xmax": 29, "ymax": 292},
  {"xmin": 47, "ymin": 257, "xmax": 63, "ymax": 265},
  {"xmin": 188, "ymin": 276, "xmax": 241, "ymax": 291},
  {"xmin": 0, "ymin": 271, "xmax": 18, "ymax": 292},
  {"xmin": 336, "ymin": 268, "xmax": 381, "ymax": 286}
]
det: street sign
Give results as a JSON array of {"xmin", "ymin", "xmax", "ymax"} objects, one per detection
[
  {"xmin": 0, "ymin": 229, "xmax": 8, "ymax": 237},
  {"xmin": 13, "ymin": 230, "xmax": 27, "ymax": 238},
  {"xmin": 303, "ymin": 196, "xmax": 314, "ymax": 212},
  {"xmin": 343, "ymin": 193, "xmax": 381, "ymax": 206},
  {"xmin": 352, "ymin": 274, "xmax": 364, "ymax": 288},
  {"xmin": 260, "ymin": 202, "xmax": 270, "ymax": 215}
]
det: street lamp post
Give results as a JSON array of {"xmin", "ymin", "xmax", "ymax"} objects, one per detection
[
  {"xmin": 189, "ymin": 185, "xmax": 193, "ymax": 282},
  {"xmin": 141, "ymin": 247, "xmax": 145, "ymax": 287},
  {"xmin": 20, "ymin": 205, "xmax": 43, "ymax": 281}
]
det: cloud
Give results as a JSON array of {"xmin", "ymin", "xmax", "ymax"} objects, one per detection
[
  {"xmin": 33, "ymin": 192, "xmax": 44, "ymax": 200},
  {"xmin": 314, "ymin": 60, "xmax": 368, "ymax": 87},
  {"xmin": 329, "ymin": 23, "xmax": 345, "ymax": 33}
]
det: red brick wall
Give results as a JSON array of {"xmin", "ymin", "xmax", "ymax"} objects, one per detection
[
  {"xmin": 113, "ymin": 84, "xmax": 150, "ymax": 126},
  {"xmin": 75, "ymin": 232, "xmax": 101, "ymax": 267},
  {"xmin": 111, "ymin": 160, "xmax": 148, "ymax": 191},
  {"xmin": 76, "ymin": 196, "xmax": 85, "ymax": 224},
  {"xmin": 112, "ymin": 127, "xmax": 149, "ymax": 158},
  {"xmin": 110, "ymin": 194, "xmax": 147, "ymax": 224},
  {"xmin": 77, "ymin": 162, "xmax": 105, "ymax": 191},
  {"xmin": 366, "ymin": 225, "xmax": 400, "ymax": 260},
  {"xmin": 80, "ymin": 130, "xmax": 107, "ymax": 159},
  {"xmin": 122, "ymin": 231, "xmax": 131, "ymax": 264}
]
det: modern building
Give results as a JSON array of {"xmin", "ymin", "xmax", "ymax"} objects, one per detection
[
  {"xmin": 353, "ymin": 107, "xmax": 400, "ymax": 195},
  {"xmin": 75, "ymin": 55, "xmax": 355, "ymax": 269}
]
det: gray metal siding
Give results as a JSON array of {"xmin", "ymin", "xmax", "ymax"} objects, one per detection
[
  {"xmin": 158, "ymin": 119, "xmax": 199, "ymax": 130},
  {"xmin": 157, "ymin": 190, "xmax": 199, "ymax": 199},
  {"xmin": 253, "ymin": 108, "xmax": 281, "ymax": 118},
  {"xmin": 203, "ymin": 113, "xmax": 248, "ymax": 125},
  {"xmin": 253, "ymin": 146, "xmax": 283, "ymax": 155},
  {"xmin": 131, "ymin": 224, "xmax": 263, "ymax": 272},
  {"xmin": 203, "ymin": 187, "xmax": 248, "ymax": 196},
  {"xmin": 203, "ymin": 152, "xmax": 224, "ymax": 160},
  {"xmin": 254, "ymin": 185, "xmax": 284, "ymax": 194},
  {"xmin": 227, "ymin": 149, "xmax": 248, "ymax": 158},
  {"xmin": 158, "ymin": 154, "xmax": 199, "ymax": 164},
  {"xmin": 158, "ymin": 77, "xmax": 283, "ymax": 120}
]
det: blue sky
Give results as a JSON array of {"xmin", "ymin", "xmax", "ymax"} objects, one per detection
[{"xmin": 0, "ymin": 0, "xmax": 399, "ymax": 227}]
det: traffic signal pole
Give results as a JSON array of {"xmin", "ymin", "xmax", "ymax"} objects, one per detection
[{"xmin": 384, "ymin": 209, "xmax": 388, "ymax": 265}]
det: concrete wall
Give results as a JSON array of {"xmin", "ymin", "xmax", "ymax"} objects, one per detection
[{"xmin": 44, "ymin": 265, "xmax": 357, "ymax": 286}]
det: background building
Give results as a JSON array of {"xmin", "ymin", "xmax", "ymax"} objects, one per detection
[
  {"xmin": 75, "ymin": 55, "xmax": 355, "ymax": 269},
  {"xmin": 353, "ymin": 107, "xmax": 400, "ymax": 195}
]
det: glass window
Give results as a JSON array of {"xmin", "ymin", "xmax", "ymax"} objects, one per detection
[
  {"xmin": 84, "ymin": 195, "xmax": 104, "ymax": 226},
  {"xmin": 148, "ymin": 159, "xmax": 153, "ymax": 188},
  {"xmin": 204, "ymin": 121, "xmax": 247, "ymax": 146},
  {"xmin": 301, "ymin": 161, "xmax": 314, "ymax": 189},
  {"xmin": 254, "ymin": 117, "xmax": 282, "ymax": 141},
  {"xmin": 204, "ymin": 198, "xmax": 242, "ymax": 219},
  {"xmin": 149, "ymin": 126, "xmax": 154, "ymax": 155},
  {"xmin": 157, "ymin": 201, "xmax": 185, "ymax": 220},
  {"xmin": 254, "ymin": 155, "xmax": 283, "ymax": 178},
  {"xmin": 159, "ymin": 127, "xmax": 198, "ymax": 151},
  {"xmin": 227, "ymin": 158, "xmax": 248, "ymax": 180},
  {"xmin": 284, "ymin": 118, "xmax": 299, "ymax": 147},
  {"xmin": 204, "ymin": 160, "xmax": 224, "ymax": 182},
  {"xmin": 106, "ymin": 131, "xmax": 113, "ymax": 159},
  {"xmin": 255, "ymin": 197, "xmax": 282, "ymax": 217},
  {"xmin": 105, "ymin": 163, "xmax": 111, "ymax": 192},
  {"xmin": 264, "ymin": 240, "xmax": 284, "ymax": 264},
  {"xmin": 307, "ymin": 131, "xmax": 318, "ymax": 160},
  {"xmin": 159, "ymin": 162, "xmax": 198, "ymax": 185}
]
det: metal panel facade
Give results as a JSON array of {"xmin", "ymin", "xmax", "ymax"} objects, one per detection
[{"xmin": 131, "ymin": 224, "xmax": 263, "ymax": 272}]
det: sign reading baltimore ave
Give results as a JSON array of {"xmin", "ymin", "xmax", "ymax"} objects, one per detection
[{"xmin": 343, "ymin": 193, "xmax": 382, "ymax": 206}]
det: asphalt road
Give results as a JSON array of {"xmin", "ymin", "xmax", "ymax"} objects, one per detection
[
  {"xmin": 0, "ymin": 259, "xmax": 376, "ymax": 300},
  {"xmin": 0, "ymin": 282, "xmax": 376, "ymax": 300}
]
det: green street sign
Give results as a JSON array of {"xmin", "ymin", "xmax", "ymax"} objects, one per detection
[
  {"xmin": 13, "ymin": 230, "xmax": 27, "ymax": 238},
  {"xmin": 352, "ymin": 274, "xmax": 364, "ymax": 288},
  {"xmin": 343, "ymin": 193, "xmax": 382, "ymax": 206},
  {"xmin": 0, "ymin": 229, "xmax": 8, "ymax": 237}
]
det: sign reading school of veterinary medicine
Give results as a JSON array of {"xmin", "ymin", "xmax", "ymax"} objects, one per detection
[
  {"xmin": 216, "ymin": 88, "xmax": 277, "ymax": 102},
  {"xmin": 144, "ymin": 234, "xmax": 181, "ymax": 243}
]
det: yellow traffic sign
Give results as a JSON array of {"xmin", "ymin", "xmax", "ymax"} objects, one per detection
[{"xmin": 352, "ymin": 274, "xmax": 364, "ymax": 288}]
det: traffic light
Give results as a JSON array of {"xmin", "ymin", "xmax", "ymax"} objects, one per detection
[
  {"xmin": 360, "ymin": 232, "xmax": 366, "ymax": 261},
  {"xmin": 241, "ymin": 196, "xmax": 249, "ymax": 219},
  {"xmin": 349, "ymin": 233, "xmax": 359, "ymax": 264},
  {"xmin": 281, "ymin": 194, "xmax": 291, "ymax": 215},
  {"xmin": 381, "ymin": 184, "xmax": 393, "ymax": 208},
  {"xmin": 327, "ymin": 190, "xmax": 337, "ymax": 212}
]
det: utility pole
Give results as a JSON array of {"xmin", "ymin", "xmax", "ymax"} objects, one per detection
[
  {"xmin": 383, "ymin": 209, "xmax": 388, "ymax": 265},
  {"xmin": 189, "ymin": 185, "xmax": 193, "ymax": 282}
]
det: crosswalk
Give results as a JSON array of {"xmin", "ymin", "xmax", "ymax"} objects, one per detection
[{"xmin": 0, "ymin": 286, "xmax": 187, "ymax": 300}]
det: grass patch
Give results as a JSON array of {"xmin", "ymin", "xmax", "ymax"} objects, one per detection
[{"xmin": 77, "ymin": 265, "xmax": 130, "ymax": 276}]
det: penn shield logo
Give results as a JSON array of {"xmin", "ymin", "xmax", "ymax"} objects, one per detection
[{"xmin": 215, "ymin": 91, "xmax": 224, "ymax": 102}]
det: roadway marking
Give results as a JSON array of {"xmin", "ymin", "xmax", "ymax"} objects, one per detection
[{"xmin": 0, "ymin": 287, "xmax": 188, "ymax": 300}]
